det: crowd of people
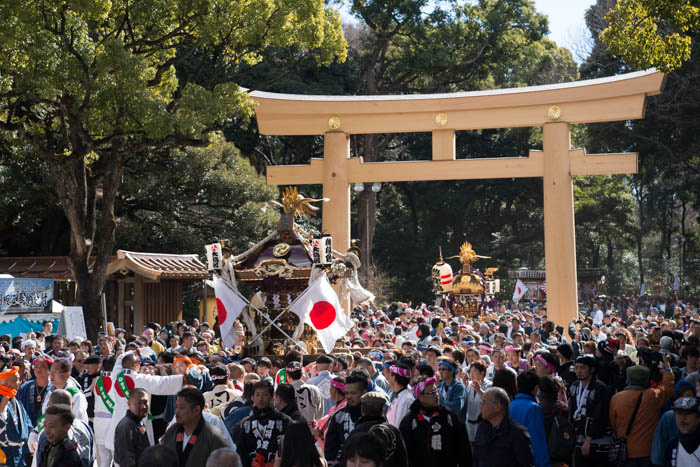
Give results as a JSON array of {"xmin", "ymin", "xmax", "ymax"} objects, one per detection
[{"xmin": 0, "ymin": 295, "xmax": 698, "ymax": 467}]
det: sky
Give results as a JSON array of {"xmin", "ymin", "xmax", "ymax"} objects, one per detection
[
  {"xmin": 337, "ymin": 0, "xmax": 597, "ymax": 61},
  {"xmin": 534, "ymin": 0, "xmax": 597, "ymax": 56}
]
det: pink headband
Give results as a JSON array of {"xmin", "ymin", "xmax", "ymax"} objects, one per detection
[
  {"xmin": 478, "ymin": 344, "xmax": 492, "ymax": 352},
  {"xmin": 505, "ymin": 346, "xmax": 521, "ymax": 352},
  {"xmin": 330, "ymin": 380, "xmax": 345, "ymax": 392},
  {"xmin": 413, "ymin": 377, "xmax": 437, "ymax": 398},
  {"xmin": 536, "ymin": 354, "xmax": 556, "ymax": 373},
  {"xmin": 390, "ymin": 365, "xmax": 411, "ymax": 378}
]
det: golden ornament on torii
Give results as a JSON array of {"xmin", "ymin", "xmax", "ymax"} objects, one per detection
[{"xmin": 250, "ymin": 70, "xmax": 665, "ymax": 327}]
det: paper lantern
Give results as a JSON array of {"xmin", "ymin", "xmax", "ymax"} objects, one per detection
[
  {"xmin": 432, "ymin": 261, "xmax": 453, "ymax": 293},
  {"xmin": 204, "ymin": 243, "xmax": 223, "ymax": 271},
  {"xmin": 312, "ymin": 233, "xmax": 333, "ymax": 266}
]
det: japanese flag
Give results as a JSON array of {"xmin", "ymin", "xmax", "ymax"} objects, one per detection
[
  {"xmin": 512, "ymin": 279, "xmax": 527, "ymax": 303},
  {"xmin": 290, "ymin": 274, "xmax": 353, "ymax": 353},
  {"xmin": 213, "ymin": 274, "xmax": 247, "ymax": 348}
]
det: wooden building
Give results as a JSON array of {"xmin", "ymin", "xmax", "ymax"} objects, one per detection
[{"xmin": 0, "ymin": 250, "xmax": 207, "ymax": 333}]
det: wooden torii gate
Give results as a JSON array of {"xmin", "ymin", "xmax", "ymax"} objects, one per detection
[{"xmin": 250, "ymin": 70, "xmax": 665, "ymax": 326}]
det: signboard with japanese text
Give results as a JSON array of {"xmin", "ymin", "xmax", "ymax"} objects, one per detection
[
  {"xmin": 57, "ymin": 306, "xmax": 87, "ymax": 340},
  {"xmin": 0, "ymin": 278, "xmax": 54, "ymax": 313}
]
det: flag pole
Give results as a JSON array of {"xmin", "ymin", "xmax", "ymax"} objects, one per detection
[
  {"xmin": 218, "ymin": 274, "xmax": 309, "ymax": 353},
  {"xmin": 244, "ymin": 273, "xmax": 326, "ymax": 345}
]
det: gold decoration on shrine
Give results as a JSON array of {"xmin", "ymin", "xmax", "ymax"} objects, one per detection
[
  {"xmin": 547, "ymin": 105, "xmax": 562, "ymax": 120},
  {"xmin": 328, "ymin": 116, "xmax": 341, "ymax": 129},
  {"xmin": 273, "ymin": 186, "xmax": 326, "ymax": 218},
  {"xmin": 273, "ymin": 243, "xmax": 291, "ymax": 257},
  {"xmin": 435, "ymin": 113, "xmax": 448, "ymax": 127},
  {"xmin": 484, "ymin": 267, "xmax": 499, "ymax": 277},
  {"xmin": 252, "ymin": 261, "xmax": 295, "ymax": 279}
]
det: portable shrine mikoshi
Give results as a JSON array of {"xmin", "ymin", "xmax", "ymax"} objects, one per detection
[
  {"xmin": 432, "ymin": 242, "xmax": 500, "ymax": 318},
  {"xmin": 207, "ymin": 187, "xmax": 373, "ymax": 355}
]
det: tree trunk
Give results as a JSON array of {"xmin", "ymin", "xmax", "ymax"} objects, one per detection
[
  {"xmin": 48, "ymin": 143, "xmax": 124, "ymax": 339},
  {"xmin": 358, "ymin": 134, "xmax": 379, "ymax": 284}
]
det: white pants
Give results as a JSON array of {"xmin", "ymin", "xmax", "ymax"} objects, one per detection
[{"xmin": 96, "ymin": 444, "xmax": 113, "ymax": 467}]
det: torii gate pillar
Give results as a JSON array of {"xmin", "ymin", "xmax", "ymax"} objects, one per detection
[
  {"xmin": 322, "ymin": 132, "xmax": 351, "ymax": 252},
  {"xmin": 543, "ymin": 122, "xmax": 579, "ymax": 324}
]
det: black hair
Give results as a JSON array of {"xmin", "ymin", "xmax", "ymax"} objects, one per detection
[
  {"xmin": 431, "ymin": 318, "xmax": 442, "ymax": 329},
  {"xmin": 389, "ymin": 363, "xmax": 411, "ymax": 387},
  {"xmin": 274, "ymin": 383, "xmax": 296, "ymax": 405},
  {"xmin": 516, "ymin": 370, "xmax": 539, "ymax": 396},
  {"xmin": 45, "ymin": 404, "xmax": 74, "ymax": 426},
  {"xmin": 492, "ymin": 369, "xmax": 517, "ymax": 401},
  {"xmin": 129, "ymin": 388, "xmax": 149, "ymax": 401},
  {"xmin": 253, "ymin": 380, "xmax": 274, "ymax": 396},
  {"xmin": 279, "ymin": 422, "xmax": 324, "ymax": 467},
  {"xmin": 342, "ymin": 432, "xmax": 385, "ymax": 466},
  {"xmin": 182, "ymin": 332, "xmax": 194, "ymax": 339},
  {"xmin": 415, "ymin": 363, "xmax": 435, "ymax": 378},
  {"xmin": 284, "ymin": 349, "xmax": 303, "ymax": 366},
  {"xmin": 346, "ymin": 368, "xmax": 370, "ymax": 391},
  {"xmin": 682, "ymin": 345, "xmax": 699, "ymax": 360},
  {"xmin": 538, "ymin": 351, "xmax": 560, "ymax": 372},
  {"xmin": 176, "ymin": 387, "xmax": 205, "ymax": 410},
  {"xmin": 256, "ymin": 358, "xmax": 272, "ymax": 369},
  {"xmin": 138, "ymin": 445, "xmax": 178, "ymax": 467},
  {"xmin": 418, "ymin": 324, "xmax": 431, "ymax": 339}
]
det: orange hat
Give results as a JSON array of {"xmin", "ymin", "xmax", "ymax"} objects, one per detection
[{"xmin": 174, "ymin": 357, "xmax": 194, "ymax": 369}]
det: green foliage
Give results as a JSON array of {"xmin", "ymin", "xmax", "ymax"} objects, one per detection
[
  {"xmin": 115, "ymin": 137, "xmax": 279, "ymax": 254},
  {"xmin": 581, "ymin": 0, "xmax": 700, "ymax": 294},
  {"xmin": 600, "ymin": 0, "xmax": 700, "ymax": 72},
  {"xmin": 0, "ymin": 0, "xmax": 346, "ymax": 155},
  {"xmin": 0, "ymin": 0, "xmax": 347, "ymax": 336}
]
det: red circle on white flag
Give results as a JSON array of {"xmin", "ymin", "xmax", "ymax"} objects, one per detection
[
  {"xmin": 309, "ymin": 301, "xmax": 335, "ymax": 330},
  {"xmin": 216, "ymin": 298, "xmax": 227, "ymax": 323}
]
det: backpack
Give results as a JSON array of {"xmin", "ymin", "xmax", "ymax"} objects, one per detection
[{"xmin": 547, "ymin": 405, "xmax": 575, "ymax": 461}]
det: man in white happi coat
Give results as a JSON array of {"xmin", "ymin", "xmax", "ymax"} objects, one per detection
[
  {"xmin": 306, "ymin": 355, "xmax": 334, "ymax": 416},
  {"xmin": 385, "ymin": 363, "xmax": 414, "ymax": 428},
  {"xmin": 92, "ymin": 355, "xmax": 116, "ymax": 467},
  {"xmin": 105, "ymin": 352, "xmax": 184, "ymax": 453},
  {"xmin": 286, "ymin": 361, "xmax": 324, "ymax": 422},
  {"xmin": 42, "ymin": 358, "xmax": 88, "ymax": 422}
]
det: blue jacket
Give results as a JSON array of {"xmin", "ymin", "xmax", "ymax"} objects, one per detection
[
  {"xmin": 651, "ymin": 410, "xmax": 678, "ymax": 466},
  {"xmin": 17, "ymin": 380, "xmax": 54, "ymax": 426},
  {"xmin": 438, "ymin": 378, "xmax": 466, "ymax": 422},
  {"xmin": 509, "ymin": 393, "xmax": 550, "ymax": 467},
  {"xmin": 0, "ymin": 398, "xmax": 33, "ymax": 467}
]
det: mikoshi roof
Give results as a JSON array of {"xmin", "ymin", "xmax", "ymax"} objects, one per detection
[
  {"xmin": 231, "ymin": 226, "xmax": 314, "ymax": 281},
  {"xmin": 106, "ymin": 250, "xmax": 208, "ymax": 281}
]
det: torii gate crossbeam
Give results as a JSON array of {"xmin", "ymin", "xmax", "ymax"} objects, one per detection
[{"xmin": 250, "ymin": 70, "xmax": 665, "ymax": 327}]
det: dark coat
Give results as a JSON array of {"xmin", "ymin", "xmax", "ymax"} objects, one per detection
[
  {"xmin": 352, "ymin": 415, "xmax": 408, "ymax": 467},
  {"xmin": 398, "ymin": 399, "xmax": 471, "ymax": 467},
  {"xmin": 161, "ymin": 417, "xmax": 229, "ymax": 467},
  {"xmin": 38, "ymin": 436, "xmax": 81, "ymax": 467},
  {"xmin": 113, "ymin": 410, "xmax": 150, "ymax": 467},
  {"xmin": 279, "ymin": 403, "xmax": 305, "ymax": 423},
  {"xmin": 558, "ymin": 361, "xmax": 576, "ymax": 389},
  {"xmin": 473, "ymin": 417, "xmax": 534, "ymax": 467},
  {"xmin": 236, "ymin": 406, "xmax": 291, "ymax": 467},
  {"xmin": 567, "ymin": 378, "xmax": 612, "ymax": 442},
  {"xmin": 324, "ymin": 403, "xmax": 362, "ymax": 464}
]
